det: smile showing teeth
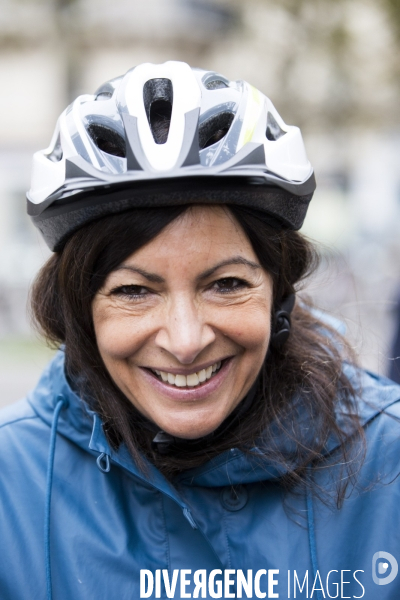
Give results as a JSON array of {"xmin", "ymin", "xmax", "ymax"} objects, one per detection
[{"xmin": 152, "ymin": 361, "xmax": 222, "ymax": 388}]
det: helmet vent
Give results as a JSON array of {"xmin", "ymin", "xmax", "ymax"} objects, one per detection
[
  {"xmin": 94, "ymin": 79, "xmax": 120, "ymax": 98},
  {"xmin": 205, "ymin": 79, "xmax": 228, "ymax": 90},
  {"xmin": 143, "ymin": 78, "xmax": 173, "ymax": 145},
  {"xmin": 266, "ymin": 112, "xmax": 286, "ymax": 141},
  {"xmin": 87, "ymin": 124, "xmax": 126, "ymax": 158},
  {"xmin": 199, "ymin": 112, "xmax": 234, "ymax": 149},
  {"xmin": 47, "ymin": 134, "xmax": 63, "ymax": 162},
  {"xmin": 95, "ymin": 92, "xmax": 112, "ymax": 101}
]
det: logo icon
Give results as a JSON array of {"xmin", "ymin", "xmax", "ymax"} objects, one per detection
[{"xmin": 372, "ymin": 552, "xmax": 398, "ymax": 585}]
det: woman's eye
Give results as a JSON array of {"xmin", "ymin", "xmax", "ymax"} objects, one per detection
[
  {"xmin": 213, "ymin": 278, "xmax": 247, "ymax": 293},
  {"xmin": 111, "ymin": 285, "xmax": 149, "ymax": 298}
]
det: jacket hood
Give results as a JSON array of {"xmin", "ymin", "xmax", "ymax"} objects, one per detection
[{"xmin": 27, "ymin": 349, "xmax": 400, "ymax": 490}]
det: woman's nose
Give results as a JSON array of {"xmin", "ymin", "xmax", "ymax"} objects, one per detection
[{"xmin": 154, "ymin": 296, "xmax": 216, "ymax": 364}]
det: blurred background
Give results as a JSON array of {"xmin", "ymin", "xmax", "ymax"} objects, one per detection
[{"xmin": 1, "ymin": 0, "xmax": 400, "ymax": 407}]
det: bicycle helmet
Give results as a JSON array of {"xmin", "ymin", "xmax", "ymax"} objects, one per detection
[{"xmin": 27, "ymin": 60, "xmax": 316, "ymax": 251}]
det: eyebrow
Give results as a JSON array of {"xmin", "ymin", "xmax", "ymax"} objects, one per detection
[
  {"xmin": 115, "ymin": 265, "xmax": 164, "ymax": 283},
  {"xmin": 197, "ymin": 257, "xmax": 261, "ymax": 281},
  {"xmin": 115, "ymin": 256, "xmax": 261, "ymax": 284}
]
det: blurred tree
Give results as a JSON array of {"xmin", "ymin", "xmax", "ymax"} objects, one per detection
[
  {"xmin": 383, "ymin": 0, "xmax": 400, "ymax": 39},
  {"xmin": 216, "ymin": 0, "xmax": 400, "ymax": 130}
]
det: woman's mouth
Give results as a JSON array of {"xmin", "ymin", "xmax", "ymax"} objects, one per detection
[
  {"xmin": 150, "ymin": 360, "xmax": 223, "ymax": 388},
  {"xmin": 139, "ymin": 358, "xmax": 232, "ymax": 401}
]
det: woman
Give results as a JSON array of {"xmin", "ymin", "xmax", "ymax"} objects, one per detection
[{"xmin": 1, "ymin": 61, "xmax": 399, "ymax": 600}]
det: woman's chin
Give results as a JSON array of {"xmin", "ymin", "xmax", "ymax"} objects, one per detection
[{"xmin": 154, "ymin": 413, "xmax": 225, "ymax": 440}]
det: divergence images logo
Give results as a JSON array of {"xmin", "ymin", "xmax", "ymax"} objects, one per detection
[{"xmin": 372, "ymin": 552, "xmax": 398, "ymax": 585}]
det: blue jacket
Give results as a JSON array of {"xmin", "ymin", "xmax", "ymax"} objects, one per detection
[{"xmin": 1, "ymin": 350, "xmax": 400, "ymax": 600}]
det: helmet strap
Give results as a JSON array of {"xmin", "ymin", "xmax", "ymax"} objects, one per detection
[{"xmin": 270, "ymin": 293, "xmax": 296, "ymax": 349}]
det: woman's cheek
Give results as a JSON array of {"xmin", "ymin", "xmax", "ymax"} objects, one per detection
[
  {"xmin": 215, "ymin": 304, "xmax": 271, "ymax": 349},
  {"xmin": 94, "ymin": 307, "xmax": 157, "ymax": 360}
]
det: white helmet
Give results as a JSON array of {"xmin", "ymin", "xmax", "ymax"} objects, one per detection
[{"xmin": 27, "ymin": 60, "xmax": 316, "ymax": 251}]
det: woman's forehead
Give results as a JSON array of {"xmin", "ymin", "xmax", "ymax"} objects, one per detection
[{"xmin": 120, "ymin": 205, "xmax": 257, "ymax": 267}]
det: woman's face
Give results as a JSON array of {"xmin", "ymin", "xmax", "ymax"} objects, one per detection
[{"xmin": 92, "ymin": 206, "xmax": 273, "ymax": 439}]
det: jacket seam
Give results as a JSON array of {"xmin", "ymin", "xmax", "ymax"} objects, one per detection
[
  {"xmin": 361, "ymin": 397, "xmax": 400, "ymax": 431},
  {"xmin": 0, "ymin": 415, "xmax": 38, "ymax": 431}
]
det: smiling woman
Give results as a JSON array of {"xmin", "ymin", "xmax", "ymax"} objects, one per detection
[
  {"xmin": 2, "ymin": 61, "xmax": 400, "ymax": 600},
  {"xmin": 30, "ymin": 202, "xmax": 356, "ymax": 483}
]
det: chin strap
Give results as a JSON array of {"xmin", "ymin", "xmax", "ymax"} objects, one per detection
[
  {"xmin": 270, "ymin": 293, "xmax": 295, "ymax": 349},
  {"xmin": 152, "ymin": 431, "xmax": 176, "ymax": 455}
]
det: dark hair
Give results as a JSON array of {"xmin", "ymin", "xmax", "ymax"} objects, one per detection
[{"xmin": 30, "ymin": 204, "xmax": 365, "ymax": 505}]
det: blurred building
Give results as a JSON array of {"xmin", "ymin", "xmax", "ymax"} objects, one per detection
[{"xmin": 1, "ymin": 0, "xmax": 400, "ymax": 403}]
